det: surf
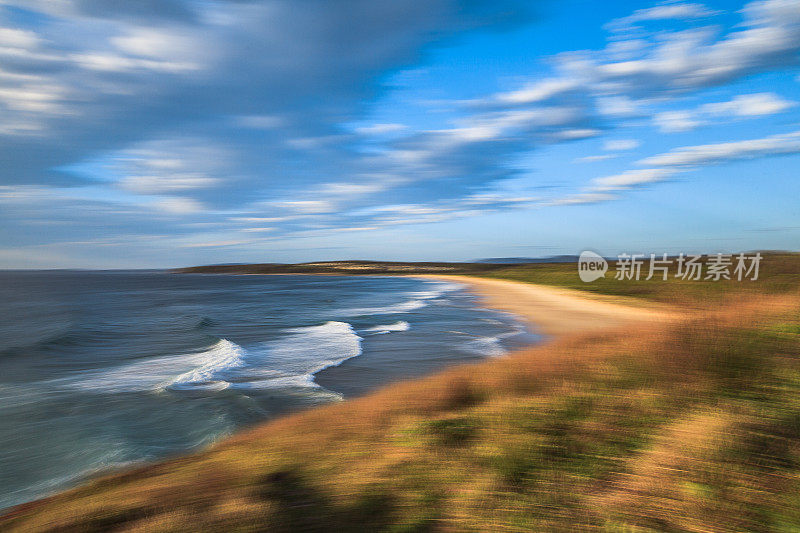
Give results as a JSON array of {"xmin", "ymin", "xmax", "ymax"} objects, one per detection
[{"xmin": 231, "ymin": 321, "xmax": 362, "ymax": 395}]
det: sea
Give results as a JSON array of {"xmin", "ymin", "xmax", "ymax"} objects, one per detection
[{"xmin": 0, "ymin": 270, "xmax": 537, "ymax": 510}]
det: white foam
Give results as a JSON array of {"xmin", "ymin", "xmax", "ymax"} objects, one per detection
[
  {"xmin": 231, "ymin": 321, "xmax": 361, "ymax": 394},
  {"xmin": 361, "ymin": 321, "xmax": 410, "ymax": 335},
  {"xmin": 59, "ymin": 339, "xmax": 246, "ymax": 393},
  {"xmin": 409, "ymin": 281, "xmax": 464, "ymax": 300},
  {"xmin": 460, "ymin": 335, "xmax": 507, "ymax": 357},
  {"xmin": 279, "ymin": 321, "xmax": 362, "ymax": 375},
  {"xmin": 344, "ymin": 280, "xmax": 463, "ymax": 317},
  {"xmin": 456, "ymin": 323, "xmax": 527, "ymax": 358},
  {"xmin": 407, "ymin": 290, "xmax": 441, "ymax": 300},
  {"xmin": 55, "ymin": 323, "xmax": 362, "ymax": 396},
  {"xmin": 167, "ymin": 339, "xmax": 245, "ymax": 390},
  {"xmin": 345, "ymin": 299, "xmax": 427, "ymax": 316}
]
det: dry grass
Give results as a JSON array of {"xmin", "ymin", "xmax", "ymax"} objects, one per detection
[{"xmin": 2, "ymin": 256, "xmax": 800, "ymax": 532}]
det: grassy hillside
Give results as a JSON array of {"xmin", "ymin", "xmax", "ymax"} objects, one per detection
[
  {"xmin": 477, "ymin": 252, "xmax": 800, "ymax": 306},
  {"xmin": 3, "ymin": 255, "xmax": 800, "ymax": 532},
  {"xmin": 174, "ymin": 260, "xmax": 507, "ymax": 275}
]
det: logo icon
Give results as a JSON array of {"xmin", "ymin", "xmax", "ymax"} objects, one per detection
[{"xmin": 578, "ymin": 251, "xmax": 607, "ymax": 282}]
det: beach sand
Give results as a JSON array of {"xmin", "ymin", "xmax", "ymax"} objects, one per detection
[{"xmin": 415, "ymin": 275, "xmax": 679, "ymax": 340}]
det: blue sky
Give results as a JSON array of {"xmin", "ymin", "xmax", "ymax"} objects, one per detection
[{"xmin": 0, "ymin": 0, "xmax": 798, "ymax": 268}]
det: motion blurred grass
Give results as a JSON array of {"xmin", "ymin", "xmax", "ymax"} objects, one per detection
[
  {"xmin": 2, "ymin": 253, "xmax": 799, "ymax": 532},
  {"xmin": 479, "ymin": 252, "xmax": 800, "ymax": 306}
]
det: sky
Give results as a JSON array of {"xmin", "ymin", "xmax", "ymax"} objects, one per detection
[{"xmin": 0, "ymin": 0, "xmax": 799, "ymax": 268}]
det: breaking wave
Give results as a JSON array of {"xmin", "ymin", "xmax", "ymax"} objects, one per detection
[
  {"xmin": 361, "ymin": 321, "xmax": 411, "ymax": 335},
  {"xmin": 344, "ymin": 280, "xmax": 463, "ymax": 317},
  {"xmin": 229, "ymin": 321, "xmax": 362, "ymax": 396},
  {"xmin": 59, "ymin": 339, "xmax": 246, "ymax": 393}
]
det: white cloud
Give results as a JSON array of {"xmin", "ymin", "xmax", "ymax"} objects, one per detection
[
  {"xmin": 0, "ymin": 83, "xmax": 67, "ymax": 113},
  {"xmin": 319, "ymin": 182, "xmax": 387, "ymax": 196},
  {"xmin": 119, "ymin": 175, "xmax": 220, "ymax": 194},
  {"xmin": 0, "ymin": 27, "xmax": 41, "ymax": 49},
  {"xmin": 701, "ymin": 92, "xmax": 796, "ymax": 116},
  {"xmin": 554, "ymin": 128, "xmax": 601, "ymax": 140},
  {"xmin": 461, "ymin": 194, "xmax": 536, "ymax": 206},
  {"xmin": 234, "ymin": 115, "xmax": 283, "ymax": 129},
  {"xmin": 448, "ymin": 0, "xmax": 800, "ymax": 217},
  {"xmin": 241, "ymin": 227, "xmax": 276, "ymax": 233},
  {"xmin": 569, "ymin": 128, "xmax": 800, "ymax": 199},
  {"xmin": 355, "ymin": 123, "xmax": 407, "ymax": 135},
  {"xmin": 654, "ymin": 92, "xmax": 796, "ymax": 132},
  {"xmin": 639, "ymin": 129, "xmax": 800, "ymax": 167},
  {"xmin": 581, "ymin": 0, "xmax": 800, "ymax": 98},
  {"xmin": 111, "ymin": 28, "xmax": 198, "ymax": 60},
  {"xmin": 595, "ymin": 95, "xmax": 642, "ymax": 117},
  {"xmin": 491, "ymin": 79, "xmax": 577, "ymax": 105},
  {"xmin": 0, "ymin": 120, "xmax": 44, "ymax": 136},
  {"xmin": 591, "ymin": 168, "xmax": 679, "ymax": 191},
  {"xmin": 603, "ymin": 139, "xmax": 641, "ymax": 151},
  {"xmin": 70, "ymin": 52, "xmax": 199, "ymax": 73},
  {"xmin": 653, "ymin": 110, "xmax": 702, "ymax": 132},
  {"xmin": 604, "ymin": 39, "xmax": 649, "ymax": 61},
  {"xmin": 230, "ymin": 216, "xmax": 295, "ymax": 223},
  {"xmin": 606, "ymin": 2, "xmax": 719, "ymax": 30},
  {"xmin": 576, "ymin": 154, "xmax": 617, "ymax": 163},
  {"xmin": 348, "ymin": 194, "xmax": 536, "ymax": 228},
  {"xmin": 273, "ymin": 200, "xmax": 336, "ymax": 214},
  {"xmin": 450, "ymin": 106, "xmax": 575, "ymax": 140},
  {"xmin": 286, "ymin": 136, "xmax": 341, "ymax": 150},
  {"xmin": 547, "ymin": 192, "xmax": 617, "ymax": 205},
  {"xmin": 151, "ymin": 197, "xmax": 205, "ymax": 214},
  {"xmin": 106, "ymin": 139, "xmax": 232, "ymax": 196},
  {"xmin": 0, "ymin": 185, "xmax": 54, "ymax": 202},
  {"xmin": 328, "ymin": 226, "xmax": 378, "ymax": 233},
  {"xmin": 368, "ymin": 204, "xmax": 445, "ymax": 216}
]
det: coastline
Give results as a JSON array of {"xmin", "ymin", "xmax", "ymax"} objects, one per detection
[
  {"xmin": 224, "ymin": 271, "xmax": 677, "ymax": 341},
  {"xmin": 413, "ymin": 274, "xmax": 678, "ymax": 340},
  {"xmin": 0, "ymin": 274, "xmax": 680, "ymax": 526}
]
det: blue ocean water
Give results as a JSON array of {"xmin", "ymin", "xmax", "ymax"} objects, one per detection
[{"xmin": 0, "ymin": 271, "xmax": 536, "ymax": 510}]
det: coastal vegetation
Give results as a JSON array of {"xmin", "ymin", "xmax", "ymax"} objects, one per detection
[{"xmin": 3, "ymin": 253, "xmax": 799, "ymax": 532}]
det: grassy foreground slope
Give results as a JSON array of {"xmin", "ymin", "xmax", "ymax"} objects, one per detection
[{"xmin": 3, "ymin": 255, "xmax": 800, "ymax": 532}]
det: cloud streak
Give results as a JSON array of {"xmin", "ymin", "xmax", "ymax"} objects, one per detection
[
  {"xmin": 640, "ymin": 130, "xmax": 800, "ymax": 167},
  {"xmin": 579, "ymin": 129, "xmax": 800, "ymax": 196},
  {"xmin": 654, "ymin": 92, "xmax": 796, "ymax": 132}
]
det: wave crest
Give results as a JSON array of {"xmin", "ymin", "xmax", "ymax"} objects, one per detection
[
  {"xmin": 361, "ymin": 321, "xmax": 411, "ymax": 335},
  {"xmin": 166, "ymin": 339, "xmax": 246, "ymax": 390}
]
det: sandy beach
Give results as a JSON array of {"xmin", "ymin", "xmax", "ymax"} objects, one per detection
[{"xmin": 415, "ymin": 274, "xmax": 679, "ymax": 340}]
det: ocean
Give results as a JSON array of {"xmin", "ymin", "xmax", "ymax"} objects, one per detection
[{"xmin": 0, "ymin": 271, "xmax": 536, "ymax": 510}]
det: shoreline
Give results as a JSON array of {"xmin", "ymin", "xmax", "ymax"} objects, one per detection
[
  {"xmin": 205, "ymin": 270, "xmax": 677, "ymax": 341},
  {"xmin": 1, "ymin": 274, "xmax": 676, "ymax": 521},
  {"xmin": 413, "ymin": 274, "xmax": 678, "ymax": 340}
]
